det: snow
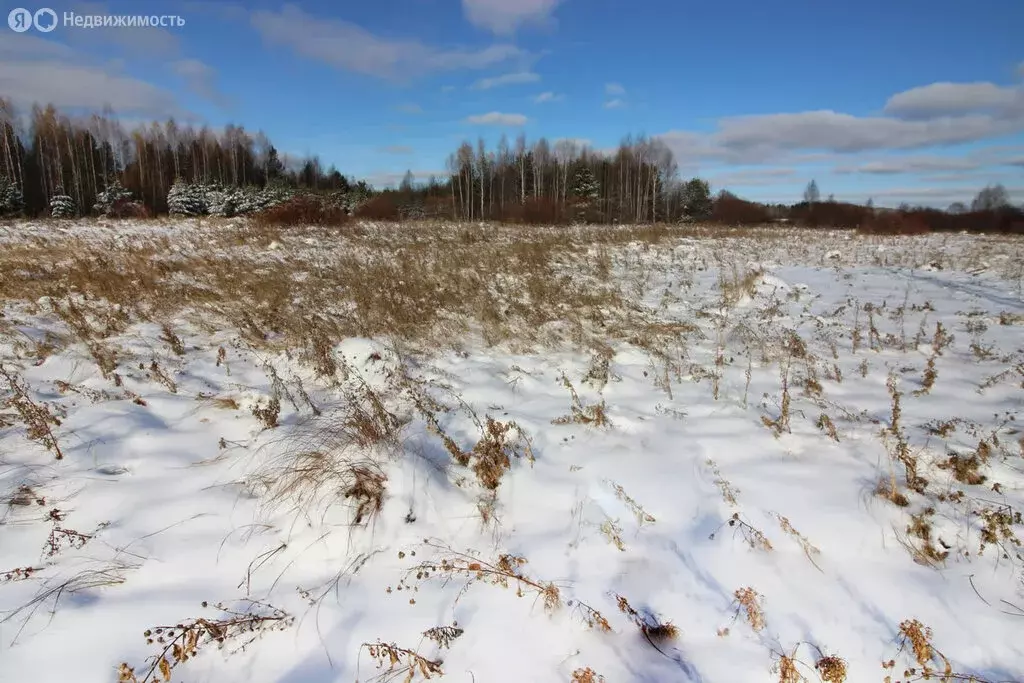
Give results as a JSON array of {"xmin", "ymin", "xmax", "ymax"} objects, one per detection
[{"xmin": 1, "ymin": 220, "xmax": 1023, "ymax": 683}]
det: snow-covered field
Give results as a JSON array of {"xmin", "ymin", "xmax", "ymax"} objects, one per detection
[{"xmin": 1, "ymin": 219, "xmax": 1022, "ymax": 683}]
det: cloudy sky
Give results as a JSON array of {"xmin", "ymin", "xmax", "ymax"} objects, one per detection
[{"xmin": 1, "ymin": 0, "xmax": 1022, "ymax": 206}]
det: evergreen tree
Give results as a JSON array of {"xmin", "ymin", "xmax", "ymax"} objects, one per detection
[
  {"xmin": 167, "ymin": 180, "xmax": 208, "ymax": 216},
  {"xmin": 682, "ymin": 177, "xmax": 712, "ymax": 220},
  {"xmin": 571, "ymin": 165, "xmax": 599, "ymax": 204},
  {"xmin": 93, "ymin": 179, "xmax": 133, "ymax": 216},
  {"xmin": 0, "ymin": 176, "xmax": 24, "ymax": 217},
  {"xmin": 49, "ymin": 190, "xmax": 77, "ymax": 218}
]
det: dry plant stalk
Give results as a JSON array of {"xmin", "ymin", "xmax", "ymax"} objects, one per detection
[
  {"xmin": 761, "ymin": 362, "xmax": 792, "ymax": 437},
  {"xmin": 1, "ymin": 566, "xmax": 42, "ymax": 583},
  {"xmin": 571, "ymin": 668, "xmax": 606, "ymax": 683},
  {"xmin": 774, "ymin": 651, "xmax": 807, "ymax": 683},
  {"xmin": 815, "ymin": 656, "xmax": 848, "ymax": 683},
  {"xmin": 609, "ymin": 480, "xmax": 656, "ymax": 526},
  {"xmin": 709, "ymin": 512, "xmax": 774, "ymax": 552},
  {"xmin": 816, "ymin": 413, "xmax": 840, "ymax": 442},
  {"xmin": 553, "ymin": 373, "xmax": 609, "ymax": 427},
  {"xmin": 912, "ymin": 355, "xmax": 938, "ymax": 396},
  {"xmin": 775, "ymin": 514, "xmax": 823, "ymax": 571},
  {"xmin": 568, "ymin": 599, "xmax": 612, "ymax": 632},
  {"xmin": 159, "ymin": 323, "xmax": 186, "ymax": 356},
  {"xmin": 732, "ymin": 587, "xmax": 766, "ymax": 632},
  {"xmin": 469, "ymin": 417, "xmax": 534, "ymax": 490},
  {"xmin": 706, "ymin": 458, "xmax": 739, "ymax": 507},
  {"xmin": 421, "ymin": 624, "xmax": 464, "ymax": 650},
  {"xmin": 600, "ymin": 518, "xmax": 626, "ymax": 551},
  {"xmin": 1, "ymin": 365, "xmax": 65, "ymax": 459},
  {"xmin": 118, "ymin": 600, "xmax": 294, "ymax": 683},
  {"xmin": 404, "ymin": 541, "xmax": 561, "ymax": 613},
  {"xmin": 885, "ymin": 372, "xmax": 926, "ymax": 494},
  {"xmin": 881, "ymin": 619, "xmax": 996, "ymax": 683},
  {"xmin": 615, "ymin": 594, "xmax": 679, "ymax": 654}
]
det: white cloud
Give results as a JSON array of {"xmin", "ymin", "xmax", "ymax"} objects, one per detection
[
  {"xmin": 603, "ymin": 98, "xmax": 625, "ymax": 109},
  {"xmin": 834, "ymin": 156, "xmax": 982, "ymax": 175},
  {"xmin": 68, "ymin": 1, "xmax": 181, "ymax": 57},
  {"xmin": 708, "ymin": 168, "xmax": 798, "ymax": 188},
  {"xmin": 380, "ymin": 145, "xmax": 414, "ymax": 154},
  {"xmin": 396, "ymin": 103, "xmax": 423, "ymax": 114},
  {"xmin": 252, "ymin": 4, "xmax": 524, "ymax": 80},
  {"xmin": 553, "ymin": 137, "xmax": 591, "ymax": 148},
  {"xmin": 171, "ymin": 59, "xmax": 230, "ymax": 108},
  {"xmin": 0, "ymin": 34, "xmax": 184, "ymax": 117},
  {"xmin": 605, "ymin": 82, "xmax": 625, "ymax": 96},
  {"xmin": 657, "ymin": 106, "xmax": 1024, "ymax": 167},
  {"xmin": 461, "ymin": 0, "xmax": 562, "ymax": 34},
  {"xmin": 533, "ymin": 91, "xmax": 562, "ymax": 103},
  {"xmin": 465, "ymin": 111, "xmax": 528, "ymax": 126},
  {"xmin": 847, "ymin": 185, "xmax": 1024, "ymax": 205},
  {"xmin": 884, "ymin": 82, "xmax": 1023, "ymax": 119},
  {"xmin": 472, "ymin": 71, "xmax": 540, "ymax": 89}
]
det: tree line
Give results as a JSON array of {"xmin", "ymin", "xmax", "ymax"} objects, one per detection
[
  {"xmin": 0, "ymin": 99, "xmax": 363, "ymax": 218},
  {"xmin": 0, "ymin": 99, "xmax": 1020, "ymax": 233}
]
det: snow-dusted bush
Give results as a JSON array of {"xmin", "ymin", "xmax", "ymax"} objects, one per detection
[{"xmin": 49, "ymin": 192, "xmax": 77, "ymax": 218}]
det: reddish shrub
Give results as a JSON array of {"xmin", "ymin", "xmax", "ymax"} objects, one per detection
[
  {"xmin": 107, "ymin": 200, "xmax": 150, "ymax": 219},
  {"xmin": 790, "ymin": 201, "xmax": 870, "ymax": 229},
  {"xmin": 711, "ymin": 194, "xmax": 772, "ymax": 225},
  {"xmin": 253, "ymin": 196, "xmax": 349, "ymax": 227},
  {"xmin": 422, "ymin": 195, "xmax": 455, "ymax": 220},
  {"xmin": 858, "ymin": 212, "xmax": 931, "ymax": 235},
  {"xmin": 354, "ymin": 193, "xmax": 402, "ymax": 221},
  {"xmin": 497, "ymin": 197, "xmax": 569, "ymax": 225}
]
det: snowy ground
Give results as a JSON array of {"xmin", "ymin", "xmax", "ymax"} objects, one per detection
[{"xmin": 1, "ymin": 219, "xmax": 1023, "ymax": 683}]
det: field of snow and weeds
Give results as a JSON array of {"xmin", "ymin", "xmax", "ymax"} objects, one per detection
[{"xmin": 1, "ymin": 218, "xmax": 1023, "ymax": 683}]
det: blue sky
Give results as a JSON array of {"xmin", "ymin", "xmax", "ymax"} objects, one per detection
[{"xmin": 2, "ymin": 0, "xmax": 1023, "ymax": 206}]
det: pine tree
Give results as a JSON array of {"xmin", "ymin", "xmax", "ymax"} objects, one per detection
[
  {"xmin": 682, "ymin": 178, "xmax": 712, "ymax": 220},
  {"xmin": 570, "ymin": 164, "xmax": 599, "ymax": 222},
  {"xmin": 0, "ymin": 176, "xmax": 24, "ymax": 217},
  {"xmin": 49, "ymin": 190, "xmax": 77, "ymax": 218},
  {"xmin": 167, "ymin": 180, "xmax": 208, "ymax": 216},
  {"xmin": 93, "ymin": 179, "xmax": 134, "ymax": 216},
  {"xmin": 206, "ymin": 186, "xmax": 246, "ymax": 217}
]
